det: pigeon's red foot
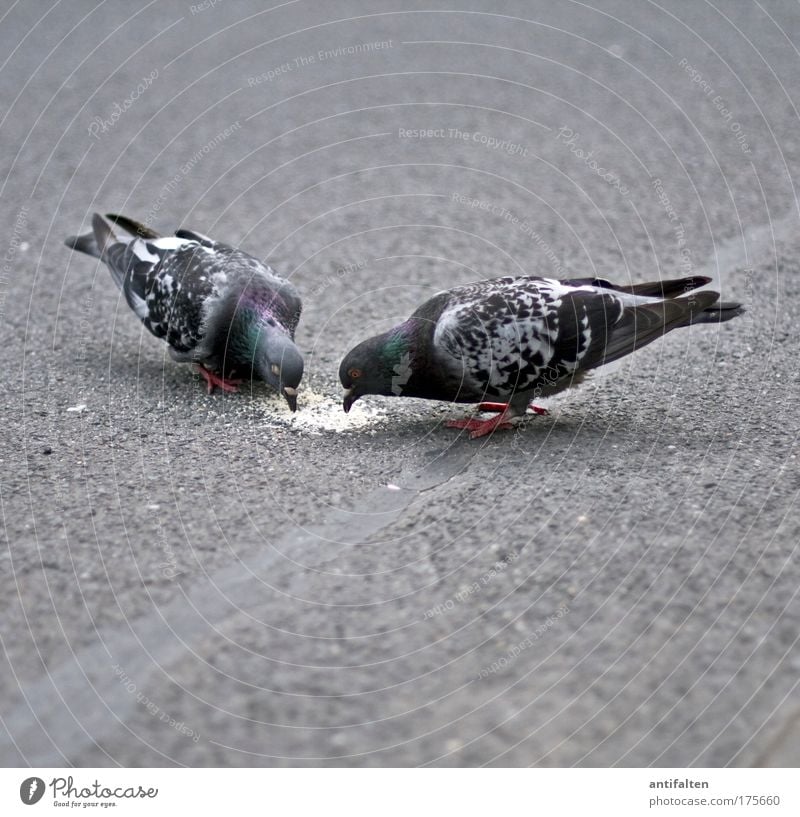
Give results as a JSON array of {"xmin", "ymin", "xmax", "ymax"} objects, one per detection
[
  {"xmin": 195, "ymin": 365, "xmax": 242, "ymax": 394},
  {"xmin": 446, "ymin": 411, "xmax": 515, "ymax": 440},
  {"xmin": 476, "ymin": 401, "xmax": 549, "ymax": 416}
]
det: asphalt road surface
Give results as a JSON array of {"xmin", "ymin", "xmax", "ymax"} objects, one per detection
[{"xmin": 1, "ymin": 0, "xmax": 799, "ymax": 767}]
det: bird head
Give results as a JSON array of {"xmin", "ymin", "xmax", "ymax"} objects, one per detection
[
  {"xmin": 257, "ymin": 333, "xmax": 304, "ymax": 412},
  {"xmin": 340, "ymin": 329, "xmax": 413, "ymax": 412}
]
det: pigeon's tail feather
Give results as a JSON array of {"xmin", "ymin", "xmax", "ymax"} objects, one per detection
[
  {"xmin": 592, "ymin": 275, "xmax": 744, "ymax": 323},
  {"xmin": 615, "ymin": 275, "xmax": 713, "ymax": 298},
  {"xmin": 593, "ymin": 290, "xmax": 729, "ymax": 370},
  {"xmin": 64, "ymin": 230, "xmax": 100, "ymax": 258},
  {"xmin": 90, "ymin": 213, "xmax": 117, "ymax": 260},
  {"xmin": 64, "ymin": 214, "xmax": 117, "ymax": 259},
  {"xmin": 105, "ymin": 213, "xmax": 161, "ymax": 239},
  {"xmin": 684, "ymin": 299, "xmax": 745, "ymax": 325}
]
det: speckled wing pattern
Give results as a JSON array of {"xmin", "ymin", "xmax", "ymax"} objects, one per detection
[
  {"xmin": 102, "ymin": 233, "xmax": 301, "ymax": 355},
  {"xmin": 431, "ymin": 276, "xmax": 630, "ymax": 400}
]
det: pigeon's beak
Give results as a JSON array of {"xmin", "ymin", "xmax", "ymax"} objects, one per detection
[
  {"xmin": 342, "ymin": 387, "xmax": 357, "ymax": 413},
  {"xmin": 282, "ymin": 386, "xmax": 298, "ymax": 413}
]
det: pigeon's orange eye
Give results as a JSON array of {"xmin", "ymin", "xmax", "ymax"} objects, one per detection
[{"xmin": 348, "ymin": 368, "xmax": 362, "ymax": 379}]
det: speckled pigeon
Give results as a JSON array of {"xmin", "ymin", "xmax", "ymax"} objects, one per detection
[
  {"xmin": 340, "ymin": 274, "xmax": 743, "ymax": 438},
  {"xmin": 66, "ymin": 213, "xmax": 303, "ymax": 410}
]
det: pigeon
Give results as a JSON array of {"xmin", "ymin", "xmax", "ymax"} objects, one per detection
[
  {"xmin": 65, "ymin": 213, "xmax": 303, "ymax": 410},
  {"xmin": 340, "ymin": 274, "xmax": 743, "ymax": 438}
]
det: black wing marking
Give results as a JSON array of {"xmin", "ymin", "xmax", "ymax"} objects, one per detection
[
  {"xmin": 561, "ymin": 274, "xmax": 712, "ymax": 299},
  {"xmin": 174, "ymin": 228, "xmax": 225, "ymax": 250},
  {"xmin": 105, "ymin": 213, "xmax": 161, "ymax": 240}
]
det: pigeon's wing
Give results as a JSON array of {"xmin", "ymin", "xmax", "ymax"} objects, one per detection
[
  {"xmin": 103, "ymin": 234, "xmax": 222, "ymax": 353},
  {"xmin": 107, "ymin": 213, "xmax": 228, "ymax": 253},
  {"xmin": 570, "ymin": 287, "xmax": 720, "ymax": 371},
  {"xmin": 105, "ymin": 213, "xmax": 161, "ymax": 240},
  {"xmin": 431, "ymin": 277, "xmax": 572, "ymax": 399},
  {"xmin": 560, "ymin": 274, "xmax": 712, "ymax": 299},
  {"xmin": 432, "ymin": 277, "xmax": 719, "ymax": 400}
]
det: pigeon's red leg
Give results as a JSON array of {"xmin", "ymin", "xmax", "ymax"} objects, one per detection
[
  {"xmin": 476, "ymin": 401, "xmax": 549, "ymax": 416},
  {"xmin": 195, "ymin": 365, "xmax": 242, "ymax": 394},
  {"xmin": 447, "ymin": 409, "xmax": 515, "ymax": 439}
]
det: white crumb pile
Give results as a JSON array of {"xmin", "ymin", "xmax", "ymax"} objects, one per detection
[{"xmin": 261, "ymin": 388, "xmax": 387, "ymax": 434}]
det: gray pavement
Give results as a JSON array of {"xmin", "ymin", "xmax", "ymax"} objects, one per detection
[{"xmin": 1, "ymin": 0, "xmax": 799, "ymax": 766}]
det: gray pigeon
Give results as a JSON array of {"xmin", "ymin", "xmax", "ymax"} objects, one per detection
[
  {"xmin": 340, "ymin": 274, "xmax": 743, "ymax": 438},
  {"xmin": 66, "ymin": 213, "xmax": 303, "ymax": 410}
]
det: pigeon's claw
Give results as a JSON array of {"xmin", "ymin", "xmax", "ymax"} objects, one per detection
[
  {"xmin": 447, "ymin": 411, "xmax": 515, "ymax": 440},
  {"xmin": 195, "ymin": 365, "xmax": 242, "ymax": 394}
]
